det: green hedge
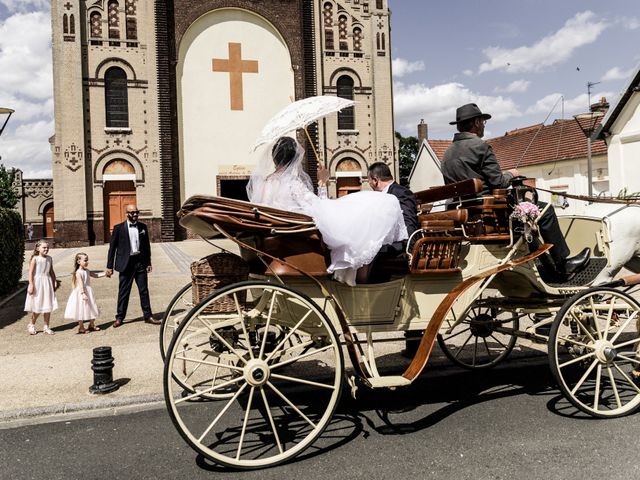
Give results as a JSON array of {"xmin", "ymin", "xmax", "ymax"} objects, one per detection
[{"xmin": 0, "ymin": 208, "xmax": 25, "ymax": 295}]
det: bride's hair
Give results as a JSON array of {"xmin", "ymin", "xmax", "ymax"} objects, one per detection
[{"xmin": 272, "ymin": 137, "xmax": 298, "ymax": 168}]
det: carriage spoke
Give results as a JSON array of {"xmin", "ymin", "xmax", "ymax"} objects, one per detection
[
  {"xmin": 175, "ymin": 376, "xmax": 245, "ymax": 404},
  {"xmin": 612, "ymin": 363, "xmax": 640, "ymax": 394},
  {"xmin": 489, "ymin": 333, "xmax": 508, "ymax": 350},
  {"xmin": 613, "ymin": 336, "xmax": 640, "ymax": 350},
  {"xmin": 182, "ymin": 352, "xmax": 207, "ymax": 382},
  {"xmin": 571, "ymin": 311, "xmax": 597, "ymax": 344},
  {"xmin": 235, "ymin": 386, "xmax": 256, "ymax": 460},
  {"xmin": 266, "ymin": 381, "xmax": 317, "ymax": 429},
  {"xmin": 265, "ymin": 310, "xmax": 313, "ymax": 363},
  {"xmin": 604, "ymin": 296, "xmax": 616, "ymax": 339},
  {"xmin": 610, "ymin": 310, "xmax": 639, "ymax": 343},
  {"xmin": 197, "ymin": 317, "xmax": 249, "ymax": 365},
  {"xmin": 442, "ymin": 327, "xmax": 471, "ymax": 341},
  {"xmin": 590, "ymin": 298, "xmax": 602, "ymax": 340},
  {"xmin": 197, "ymin": 383, "xmax": 248, "ymax": 442},
  {"xmin": 234, "ymin": 293, "xmax": 254, "ymax": 360},
  {"xmin": 557, "ymin": 334, "xmax": 592, "ymax": 349},
  {"xmin": 594, "ymin": 364, "xmax": 602, "ymax": 411},
  {"xmin": 270, "ymin": 344, "xmax": 334, "ymax": 369},
  {"xmin": 558, "ymin": 351, "xmax": 596, "ymax": 369},
  {"xmin": 615, "ymin": 354, "xmax": 640, "ymax": 367},
  {"xmin": 472, "ymin": 337, "xmax": 479, "ymax": 366},
  {"xmin": 607, "ymin": 366, "xmax": 622, "ymax": 409},
  {"xmin": 271, "ymin": 373, "xmax": 336, "ymax": 390},
  {"xmin": 260, "ymin": 387, "xmax": 283, "ymax": 454},
  {"xmin": 175, "ymin": 355, "xmax": 244, "ymax": 372},
  {"xmin": 452, "ymin": 332, "xmax": 474, "ymax": 360},
  {"xmin": 570, "ymin": 359, "xmax": 599, "ymax": 395},
  {"xmin": 482, "ymin": 338, "xmax": 494, "ymax": 359},
  {"xmin": 259, "ymin": 291, "xmax": 279, "ymax": 360}
]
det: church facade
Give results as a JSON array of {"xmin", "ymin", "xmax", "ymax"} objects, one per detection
[{"xmin": 51, "ymin": 0, "xmax": 396, "ymax": 246}]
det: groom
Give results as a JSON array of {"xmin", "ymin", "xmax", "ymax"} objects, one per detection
[
  {"xmin": 105, "ymin": 204, "xmax": 159, "ymax": 327},
  {"xmin": 367, "ymin": 162, "xmax": 418, "ymax": 249}
]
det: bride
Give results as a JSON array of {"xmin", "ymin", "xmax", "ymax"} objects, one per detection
[{"xmin": 247, "ymin": 136, "xmax": 407, "ymax": 285}]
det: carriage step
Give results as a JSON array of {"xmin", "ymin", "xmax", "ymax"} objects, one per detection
[{"xmin": 367, "ymin": 376, "xmax": 412, "ymax": 389}]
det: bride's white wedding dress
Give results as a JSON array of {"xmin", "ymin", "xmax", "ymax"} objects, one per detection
[{"xmin": 252, "ymin": 171, "xmax": 407, "ymax": 285}]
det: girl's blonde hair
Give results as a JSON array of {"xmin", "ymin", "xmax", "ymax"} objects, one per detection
[
  {"xmin": 31, "ymin": 239, "xmax": 49, "ymax": 260},
  {"xmin": 71, "ymin": 252, "xmax": 88, "ymax": 288}
]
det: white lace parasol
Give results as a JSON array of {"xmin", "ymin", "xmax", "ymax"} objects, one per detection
[{"xmin": 252, "ymin": 96, "xmax": 355, "ymax": 151}]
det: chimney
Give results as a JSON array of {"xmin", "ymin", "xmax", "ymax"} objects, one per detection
[
  {"xmin": 417, "ymin": 119, "xmax": 428, "ymax": 145},
  {"xmin": 590, "ymin": 96, "xmax": 609, "ymax": 114}
]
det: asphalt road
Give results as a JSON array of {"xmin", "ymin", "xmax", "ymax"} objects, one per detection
[{"xmin": 2, "ymin": 358, "xmax": 639, "ymax": 480}]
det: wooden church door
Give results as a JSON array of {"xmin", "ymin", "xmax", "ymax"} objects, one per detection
[{"xmin": 104, "ymin": 180, "xmax": 136, "ymax": 241}]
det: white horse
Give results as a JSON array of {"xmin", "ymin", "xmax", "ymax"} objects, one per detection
[{"xmin": 578, "ymin": 203, "xmax": 640, "ymax": 284}]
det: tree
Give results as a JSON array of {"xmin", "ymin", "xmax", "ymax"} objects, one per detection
[
  {"xmin": 0, "ymin": 164, "xmax": 20, "ymax": 209},
  {"xmin": 395, "ymin": 131, "xmax": 418, "ymax": 187}
]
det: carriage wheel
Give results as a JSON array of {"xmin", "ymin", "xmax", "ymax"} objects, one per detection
[
  {"xmin": 164, "ymin": 281, "xmax": 344, "ymax": 469},
  {"xmin": 549, "ymin": 287, "xmax": 640, "ymax": 418},
  {"xmin": 160, "ymin": 282, "xmax": 193, "ymax": 360},
  {"xmin": 436, "ymin": 302, "xmax": 519, "ymax": 369}
]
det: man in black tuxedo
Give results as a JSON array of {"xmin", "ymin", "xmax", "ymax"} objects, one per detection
[
  {"xmin": 367, "ymin": 162, "xmax": 419, "ymax": 246},
  {"xmin": 105, "ymin": 204, "xmax": 158, "ymax": 327}
]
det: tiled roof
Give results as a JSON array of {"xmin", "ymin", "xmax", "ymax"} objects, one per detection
[
  {"xmin": 427, "ymin": 139, "xmax": 451, "ymax": 160},
  {"xmin": 487, "ymin": 118, "xmax": 608, "ymax": 169},
  {"xmin": 427, "ymin": 118, "xmax": 607, "ymax": 169}
]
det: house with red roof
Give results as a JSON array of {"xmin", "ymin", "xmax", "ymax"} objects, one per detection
[{"xmin": 409, "ymin": 102, "xmax": 609, "ymax": 214}]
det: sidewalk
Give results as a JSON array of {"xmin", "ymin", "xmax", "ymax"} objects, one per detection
[{"xmin": 0, "ymin": 239, "xmax": 223, "ymax": 423}]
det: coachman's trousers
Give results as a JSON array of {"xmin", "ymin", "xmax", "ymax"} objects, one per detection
[{"xmin": 116, "ymin": 255, "xmax": 152, "ymax": 321}]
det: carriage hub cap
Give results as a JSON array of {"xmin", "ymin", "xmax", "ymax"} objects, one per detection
[
  {"xmin": 594, "ymin": 340, "xmax": 617, "ymax": 365},
  {"xmin": 244, "ymin": 359, "xmax": 270, "ymax": 386}
]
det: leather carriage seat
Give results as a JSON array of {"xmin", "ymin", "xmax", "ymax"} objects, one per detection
[{"xmin": 414, "ymin": 178, "xmax": 483, "ymax": 205}]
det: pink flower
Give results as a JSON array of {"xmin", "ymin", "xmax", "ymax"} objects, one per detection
[{"xmin": 510, "ymin": 201, "xmax": 540, "ymax": 222}]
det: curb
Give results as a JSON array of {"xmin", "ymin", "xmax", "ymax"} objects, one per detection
[{"xmin": 0, "ymin": 392, "xmax": 166, "ymax": 426}]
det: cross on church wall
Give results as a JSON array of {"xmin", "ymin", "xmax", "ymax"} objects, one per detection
[
  {"xmin": 64, "ymin": 2, "xmax": 73, "ymax": 10},
  {"xmin": 212, "ymin": 43, "xmax": 259, "ymax": 111}
]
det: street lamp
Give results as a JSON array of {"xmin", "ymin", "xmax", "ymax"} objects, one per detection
[
  {"xmin": 573, "ymin": 110, "xmax": 604, "ymax": 198},
  {"xmin": 0, "ymin": 107, "xmax": 14, "ymax": 138}
]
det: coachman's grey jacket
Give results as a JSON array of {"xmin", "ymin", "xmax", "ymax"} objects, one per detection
[{"xmin": 441, "ymin": 132, "xmax": 513, "ymax": 196}]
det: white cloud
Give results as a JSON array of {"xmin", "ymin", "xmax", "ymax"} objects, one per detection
[
  {"xmin": 0, "ymin": 8, "xmax": 54, "ymax": 177},
  {"xmin": 478, "ymin": 11, "xmax": 608, "ymax": 74},
  {"xmin": 392, "ymin": 58, "xmax": 425, "ymax": 78},
  {"xmin": 393, "ymin": 81, "xmax": 521, "ymax": 137},
  {"xmin": 495, "ymin": 79, "xmax": 531, "ymax": 93},
  {"xmin": 601, "ymin": 66, "xmax": 635, "ymax": 82},
  {"xmin": 0, "ymin": 119, "xmax": 54, "ymax": 177},
  {"xmin": 621, "ymin": 17, "xmax": 640, "ymax": 30},
  {"xmin": 0, "ymin": 0, "xmax": 49, "ymax": 13},
  {"xmin": 462, "ymin": 69, "xmax": 473, "ymax": 77},
  {"xmin": 525, "ymin": 91, "xmax": 614, "ymax": 115}
]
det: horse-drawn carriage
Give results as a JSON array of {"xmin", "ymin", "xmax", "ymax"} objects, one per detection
[{"xmin": 160, "ymin": 177, "xmax": 640, "ymax": 469}]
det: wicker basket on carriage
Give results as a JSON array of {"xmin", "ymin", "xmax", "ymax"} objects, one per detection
[{"xmin": 191, "ymin": 253, "xmax": 249, "ymax": 313}]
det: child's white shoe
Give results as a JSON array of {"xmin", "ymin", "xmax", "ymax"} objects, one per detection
[
  {"xmin": 42, "ymin": 325, "xmax": 55, "ymax": 335},
  {"xmin": 27, "ymin": 323, "xmax": 37, "ymax": 335}
]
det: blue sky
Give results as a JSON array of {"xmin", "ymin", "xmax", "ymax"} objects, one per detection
[{"xmin": 0, "ymin": 0, "xmax": 638, "ymax": 177}]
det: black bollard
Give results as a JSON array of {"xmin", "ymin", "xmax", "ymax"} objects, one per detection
[{"xmin": 89, "ymin": 346, "xmax": 119, "ymax": 394}]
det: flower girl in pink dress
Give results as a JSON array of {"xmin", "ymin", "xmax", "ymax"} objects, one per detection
[
  {"xmin": 25, "ymin": 240, "xmax": 58, "ymax": 335},
  {"xmin": 64, "ymin": 253, "xmax": 101, "ymax": 334}
]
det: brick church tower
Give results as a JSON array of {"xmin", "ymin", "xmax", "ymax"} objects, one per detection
[{"xmin": 51, "ymin": 0, "xmax": 395, "ymax": 245}]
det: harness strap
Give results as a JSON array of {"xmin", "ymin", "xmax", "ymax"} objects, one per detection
[{"xmin": 534, "ymin": 187, "xmax": 640, "ymax": 205}]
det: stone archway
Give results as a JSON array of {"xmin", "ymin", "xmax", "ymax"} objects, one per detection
[
  {"xmin": 103, "ymin": 159, "xmax": 137, "ymax": 241},
  {"xmin": 42, "ymin": 202, "xmax": 55, "ymax": 238}
]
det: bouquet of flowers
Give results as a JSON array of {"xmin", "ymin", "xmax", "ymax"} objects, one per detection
[{"xmin": 510, "ymin": 201, "xmax": 541, "ymax": 242}]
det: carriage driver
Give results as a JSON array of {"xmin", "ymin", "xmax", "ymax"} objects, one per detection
[{"xmin": 441, "ymin": 103, "xmax": 591, "ymax": 279}]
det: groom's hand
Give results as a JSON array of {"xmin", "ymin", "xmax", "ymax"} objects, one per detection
[
  {"xmin": 105, "ymin": 268, "xmax": 113, "ymax": 278},
  {"xmin": 317, "ymin": 164, "xmax": 330, "ymax": 186}
]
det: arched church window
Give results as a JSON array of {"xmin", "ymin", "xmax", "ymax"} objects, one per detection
[
  {"xmin": 125, "ymin": 0, "xmax": 137, "ymax": 41},
  {"xmin": 323, "ymin": 2, "xmax": 333, "ymax": 27},
  {"xmin": 338, "ymin": 15, "xmax": 348, "ymax": 51},
  {"xmin": 104, "ymin": 159, "xmax": 135, "ymax": 175},
  {"xmin": 376, "ymin": 32, "xmax": 380, "ymax": 50},
  {"xmin": 381, "ymin": 32, "xmax": 386, "ymax": 50},
  {"xmin": 337, "ymin": 75, "xmax": 355, "ymax": 130},
  {"xmin": 105, "ymin": 67, "xmax": 129, "ymax": 128},
  {"xmin": 376, "ymin": 0, "xmax": 384, "ymax": 9},
  {"xmin": 63, "ymin": 14, "xmax": 68, "ymax": 34},
  {"xmin": 353, "ymin": 27, "xmax": 362, "ymax": 51},
  {"xmin": 90, "ymin": 12, "xmax": 102, "ymax": 37},
  {"xmin": 70, "ymin": 14, "xmax": 75, "ymax": 35},
  {"xmin": 325, "ymin": 29, "xmax": 334, "ymax": 50},
  {"xmin": 108, "ymin": 0, "xmax": 120, "ymax": 44}
]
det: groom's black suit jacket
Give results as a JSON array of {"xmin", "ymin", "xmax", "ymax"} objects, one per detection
[
  {"xmin": 106, "ymin": 221, "xmax": 152, "ymax": 272},
  {"xmin": 387, "ymin": 182, "xmax": 419, "ymax": 238}
]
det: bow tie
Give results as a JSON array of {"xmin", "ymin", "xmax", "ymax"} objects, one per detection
[{"xmin": 129, "ymin": 223, "xmax": 137, "ymax": 228}]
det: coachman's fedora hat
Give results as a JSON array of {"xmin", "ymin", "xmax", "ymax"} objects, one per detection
[{"xmin": 449, "ymin": 103, "xmax": 492, "ymax": 125}]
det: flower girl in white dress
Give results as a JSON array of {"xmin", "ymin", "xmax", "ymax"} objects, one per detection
[
  {"xmin": 25, "ymin": 240, "xmax": 58, "ymax": 335},
  {"xmin": 247, "ymin": 136, "xmax": 407, "ymax": 285},
  {"xmin": 64, "ymin": 253, "xmax": 101, "ymax": 334}
]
